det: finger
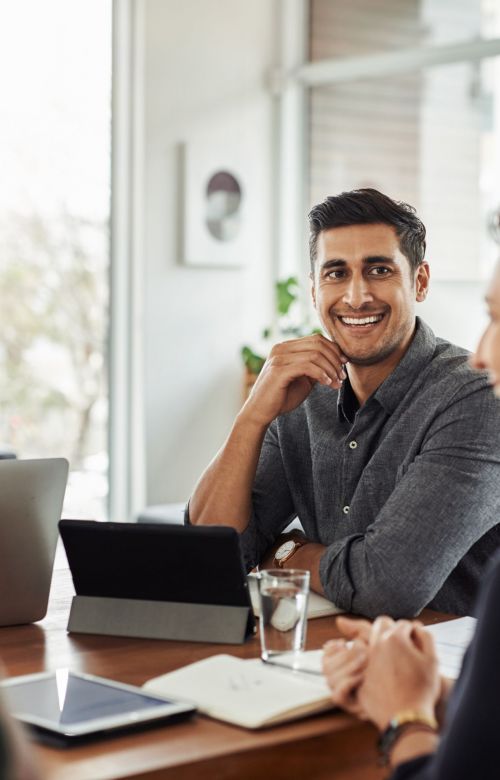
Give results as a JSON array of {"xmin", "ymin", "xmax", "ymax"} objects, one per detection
[
  {"xmin": 330, "ymin": 671, "xmax": 365, "ymax": 706},
  {"xmin": 275, "ymin": 334, "xmax": 348, "ymax": 364},
  {"xmin": 269, "ymin": 350, "xmax": 346, "ymax": 385},
  {"xmin": 322, "ymin": 638, "xmax": 348, "ymax": 656},
  {"xmin": 323, "ymin": 645, "xmax": 367, "ymax": 681},
  {"xmin": 391, "ymin": 620, "xmax": 421, "ymax": 643},
  {"xmin": 271, "ymin": 350, "xmax": 346, "ymax": 385},
  {"xmin": 314, "ymin": 336, "xmax": 349, "ymax": 366},
  {"xmin": 412, "ymin": 624, "xmax": 437, "ymax": 658},
  {"xmin": 322, "ymin": 645, "xmax": 359, "ymax": 673},
  {"xmin": 266, "ymin": 359, "xmax": 339, "ymax": 388},
  {"xmin": 271, "ymin": 340, "xmax": 348, "ymax": 382},
  {"xmin": 382, "ymin": 623, "xmax": 428, "ymax": 660},
  {"xmin": 369, "ymin": 615, "xmax": 395, "ymax": 645},
  {"xmin": 326, "ymin": 666, "xmax": 364, "ymax": 696},
  {"xmin": 336, "ymin": 616, "xmax": 372, "ymax": 643}
]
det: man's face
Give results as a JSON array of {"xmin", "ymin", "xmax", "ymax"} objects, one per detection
[{"xmin": 311, "ymin": 223, "xmax": 429, "ymax": 366}]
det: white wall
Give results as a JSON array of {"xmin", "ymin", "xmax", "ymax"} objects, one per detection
[
  {"xmin": 140, "ymin": 0, "xmax": 492, "ymax": 508},
  {"xmin": 142, "ymin": 0, "xmax": 277, "ymax": 504},
  {"xmin": 419, "ymin": 280, "xmax": 489, "ymax": 353}
]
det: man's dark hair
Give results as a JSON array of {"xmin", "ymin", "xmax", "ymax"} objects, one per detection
[{"xmin": 308, "ymin": 188, "xmax": 426, "ymax": 274}]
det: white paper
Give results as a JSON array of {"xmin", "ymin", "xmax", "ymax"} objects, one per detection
[
  {"xmin": 425, "ymin": 616, "xmax": 476, "ymax": 680},
  {"xmin": 266, "ymin": 616, "xmax": 477, "ymax": 680}
]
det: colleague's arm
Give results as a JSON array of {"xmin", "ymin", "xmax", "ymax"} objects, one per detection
[
  {"xmin": 361, "ymin": 554, "xmax": 500, "ymax": 780},
  {"xmin": 188, "ymin": 335, "xmax": 346, "ymax": 533},
  {"xmin": 387, "ymin": 551, "xmax": 500, "ymax": 780},
  {"xmin": 317, "ymin": 380, "xmax": 500, "ymax": 617},
  {"xmin": 356, "ymin": 620, "xmax": 441, "ymax": 772}
]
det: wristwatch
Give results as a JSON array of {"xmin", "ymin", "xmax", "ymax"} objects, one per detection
[
  {"xmin": 377, "ymin": 710, "xmax": 438, "ymax": 766},
  {"xmin": 273, "ymin": 538, "xmax": 306, "ymax": 568}
]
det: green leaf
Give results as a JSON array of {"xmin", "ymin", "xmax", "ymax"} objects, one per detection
[
  {"xmin": 276, "ymin": 276, "xmax": 299, "ymax": 316},
  {"xmin": 241, "ymin": 345, "xmax": 266, "ymax": 375}
]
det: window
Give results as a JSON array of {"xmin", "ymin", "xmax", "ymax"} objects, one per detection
[
  {"xmin": 308, "ymin": 0, "xmax": 500, "ymax": 280},
  {"xmin": 0, "ymin": 0, "xmax": 112, "ymax": 518}
]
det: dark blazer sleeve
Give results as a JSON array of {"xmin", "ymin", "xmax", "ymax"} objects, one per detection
[{"xmin": 390, "ymin": 550, "xmax": 500, "ymax": 780}]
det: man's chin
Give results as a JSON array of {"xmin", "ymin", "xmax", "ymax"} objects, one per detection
[
  {"xmin": 343, "ymin": 352, "xmax": 387, "ymax": 367},
  {"xmin": 340, "ymin": 344, "xmax": 399, "ymax": 367}
]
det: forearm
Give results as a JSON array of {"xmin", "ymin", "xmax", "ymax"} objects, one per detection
[
  {"xmin": 289, "ymin": 543, "xmax": 326, "ymax": 595},
  {"xmin": 261, "ymin": 541, "xmax": 326, "ymax": 596},
  {"xmin": 189, "ymin": 410, "xmax": 268, "ymax": 532},
  {"xmin": 319, "ymin": 463, "xmax": 498, "ymax": 618}
]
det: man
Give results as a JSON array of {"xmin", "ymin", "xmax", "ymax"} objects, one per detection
[{"xmin": 188, "ymin": 188, "xmax": 500, "ymax": 618}]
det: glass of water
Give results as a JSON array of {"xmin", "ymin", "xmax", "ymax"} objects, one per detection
[{"xmin": 257, "ymin": 569, "xmax": 310, "ymax": 665}]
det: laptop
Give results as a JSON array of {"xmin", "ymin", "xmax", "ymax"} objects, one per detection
[
  {"xmin": 59, "ymin": 520, "xmax": 256, "ymax": 643},
  {"xmin": 0, "ymin": 458, "xmax": 69, "ymax": 626}
]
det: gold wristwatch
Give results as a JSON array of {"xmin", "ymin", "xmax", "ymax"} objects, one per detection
[{"xmin": 378, "ymin": 710, "xmax": 438, "ymax": 766}]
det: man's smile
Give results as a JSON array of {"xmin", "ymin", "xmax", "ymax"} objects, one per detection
[{"xmin": 335, "ymin": 312, "xmax": 386, "ymax": 330}]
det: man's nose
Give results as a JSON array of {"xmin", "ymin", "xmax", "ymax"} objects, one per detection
[{"xmin": 342, "ymin": 274, "xmax": 374, "ymax": 309}]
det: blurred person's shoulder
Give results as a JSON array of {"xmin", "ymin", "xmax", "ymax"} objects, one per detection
[{"xmin": 430, "ymin": 332, "xmax": 492, "ymax": 397}]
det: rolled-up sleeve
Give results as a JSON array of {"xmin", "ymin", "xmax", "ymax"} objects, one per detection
[{"xmin": 319, "ymin": 383, "xmax": 500, "ymax": 618}]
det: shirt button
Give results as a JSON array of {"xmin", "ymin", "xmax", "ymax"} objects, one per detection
[
  {"xmin": 349, "ymin": 440, "xmax": 358, "ymax": 449},
  {"xmin": 343, "ymin": 505, "xmax": 350, "ymax": 515}
]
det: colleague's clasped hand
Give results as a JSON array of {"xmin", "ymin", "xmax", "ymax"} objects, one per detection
[{"xmin": 322, "ymin": 616, "xmax": 442, "ymax": 731}]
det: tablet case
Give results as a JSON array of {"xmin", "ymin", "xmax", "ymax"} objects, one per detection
[{"xmin": 59, "ymin": 520, "xmax": 256, "ymax": 644}]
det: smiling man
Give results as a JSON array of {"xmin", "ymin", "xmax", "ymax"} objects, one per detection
[{"xmin": 188, "ymin": 188, "xmax": 500, "ymax": 618}]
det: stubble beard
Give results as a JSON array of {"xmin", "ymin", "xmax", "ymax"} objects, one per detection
[
  {"xmin": 340, "ymin": 339, "xmax": 402, "ymax": 366},
  {"xmin": 331, "ymin": 318, "xmax": 416, "ymax": 367}
]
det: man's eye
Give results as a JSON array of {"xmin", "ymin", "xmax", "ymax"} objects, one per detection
[
  {"xmin": 369, "ymin": 266, "xmax": 390, "ymax": 276},
  {"xmin": 326, "ymin": 270, "xmax": 345, "ymax": 280}
]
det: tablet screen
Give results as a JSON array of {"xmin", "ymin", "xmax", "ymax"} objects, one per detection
[{"xmin": 2, "ymin": 670, "xmax": 195, "ymax": 737}]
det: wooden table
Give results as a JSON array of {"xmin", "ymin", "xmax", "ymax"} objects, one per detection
[{"xmin": 0, "ymin": 569, "xmax": 448, "ymax": 780}]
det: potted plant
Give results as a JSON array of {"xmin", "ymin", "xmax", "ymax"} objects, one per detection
[{"xmin": 241, "ymin": 276, "xmax": 319, "ymax": 397}]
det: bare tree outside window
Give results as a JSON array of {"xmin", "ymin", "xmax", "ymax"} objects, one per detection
[{"xmin": 0, "ymin": 1, "xmax": 111, "ymax": 519}]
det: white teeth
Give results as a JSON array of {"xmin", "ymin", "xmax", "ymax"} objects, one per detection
[{"xmin": 340, "ymin": 315, "xmax": 383, "ymax": 326}]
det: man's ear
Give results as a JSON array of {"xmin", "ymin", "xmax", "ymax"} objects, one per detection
[{"xmin": 415, "ymin": 262, "xmax": 430, "ymax": 302}]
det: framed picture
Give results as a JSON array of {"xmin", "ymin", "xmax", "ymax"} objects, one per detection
[{"xmin": 179, "ymin": 113, "xmax": 255, "ymax": 269}]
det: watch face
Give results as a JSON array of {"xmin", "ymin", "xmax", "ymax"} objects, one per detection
[{"xmin": 275, "ymin": 540, "xmax": 295, "ymax": 561}]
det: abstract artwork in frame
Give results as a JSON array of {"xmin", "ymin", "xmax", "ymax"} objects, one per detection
[{"xmin": 179, "ymin": 116, "xmax": 254, "ymax": 269}]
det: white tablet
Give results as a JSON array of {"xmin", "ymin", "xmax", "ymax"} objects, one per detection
[{"xmin": 1, "ymin": 669, "xmax": 196, "ymax": 740}]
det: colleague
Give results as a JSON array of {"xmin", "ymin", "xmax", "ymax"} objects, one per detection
[
  {"xmin": 323, "ymin": 260, "xmax": 500, "ymax": 778},
  {"xmin": 188, "ymin": 188, "xmax": 500, "ymax": 618}
]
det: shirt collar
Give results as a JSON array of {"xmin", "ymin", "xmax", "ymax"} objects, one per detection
[
  {"xmin": 337, "ymin": 318, "xmax": 437, "ymax": 420},
  {"xmin": 337, "ymin": 375, "xmax": 359, "ymax": 423}
]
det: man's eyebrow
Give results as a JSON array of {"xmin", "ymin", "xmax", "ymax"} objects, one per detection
[
  {"xmin": 320, "ymin": 258, "xmax": 347, "ymax": 270},
  {"xmin": 364, "ymin": 255, "xmax": 396, "ymax": 265},
  {"xmin": 320, "ymin": 255, "xmax": 396, "ymax": 270}
]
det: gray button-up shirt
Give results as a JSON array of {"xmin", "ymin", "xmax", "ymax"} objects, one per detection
[{"xmin": 239, "ymin": 318, "xmax": 500, "ymax": 618}]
